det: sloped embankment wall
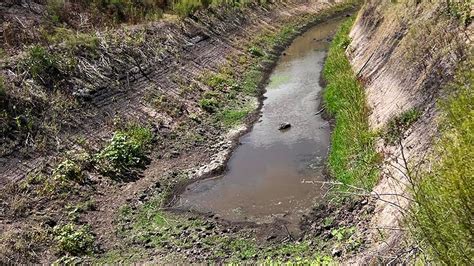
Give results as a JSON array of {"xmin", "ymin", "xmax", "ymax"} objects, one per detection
[{"xmin": 347, "ymin": 0, "xmax": 471, "ymax": 262}]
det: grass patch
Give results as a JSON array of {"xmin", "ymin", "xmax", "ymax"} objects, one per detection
[
  {"xmin": 0, "ymin": 75, "xmax": 5, "ymax": 99},
  {"xmin": 201, "ymin": 70, "xmax": 237, "ymax": 91},
  {"xmin": 217, "ymin": 107, "xmax": 250, "ymax": 127},
  {"xmin": 410, "ymin": 61, "xmax": 473, "ymax": 264},
  {"xmin": 47, "ymin": 0, "xmax": 164, "ymax": 25},
  {"xmin": 322, "ymin": 18, "xmax": 380, "ymax": 189},
  {"xmin": 44, "ymin": 27, "xmax": 99, "ymax": 52},
  {"xmin": 241, "ymin": 67, "xmax": 262, "ymax": 95}
]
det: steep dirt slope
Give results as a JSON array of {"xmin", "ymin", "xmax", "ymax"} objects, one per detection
[{"xmin": 346, "ymin": 0, "xmax": 472, "ymax": 262}]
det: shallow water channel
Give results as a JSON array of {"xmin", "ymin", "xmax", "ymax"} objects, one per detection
[{"xmin": 176, "ymin": 17, "xmax": 346, "ymax": 229}]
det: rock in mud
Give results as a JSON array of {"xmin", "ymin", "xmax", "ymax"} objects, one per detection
[{"xmin": 278, "ymin": 122, "xmax": 291, "ymax": 130}]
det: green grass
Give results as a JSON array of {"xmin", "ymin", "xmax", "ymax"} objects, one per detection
[
  {"xmin": 0, "ymin": 75, "xmax": 5, "ymax": 99},
  {"xmin": 217, "ymin": 107, "xmax": 250, "ymax": 127},
  {"xmin": 173, "ymin": 0, "xmax": 263, "ymax": 17},
  {"xmin": 48, "ymin": 0, "xmax": 164, "ymax": 25},
  {"xmin": 44, "ymin": 27, "xmax": 99, "ymax": 52},
  {"xmin": 322, "ymin": 18, "xmax": 380, "ymax": 189},
  {"xmin": 410, "ymin": 61, "xmax": 473, "ymax": 264}
]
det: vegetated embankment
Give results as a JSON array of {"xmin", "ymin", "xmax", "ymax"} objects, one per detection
[
  {"xmin": 0, "ymin": 0, "xmax": 361, "ymax": 264},
  {"xmin": 333, "ymin": 0, "xmax": 472, "ymax": 263}
]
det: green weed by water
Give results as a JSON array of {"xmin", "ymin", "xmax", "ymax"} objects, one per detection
[
  {"xmin": 323, "ymin": 18, "xmax": 380, "ymax": 189},
  {"xmin": 217, "ymin": 107, "xmax": 250, "ymax": 127}
]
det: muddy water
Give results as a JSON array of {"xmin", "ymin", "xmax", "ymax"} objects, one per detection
[{"xmin": 176, "ymin": 17, "xmax": 345, "ymax": 229}]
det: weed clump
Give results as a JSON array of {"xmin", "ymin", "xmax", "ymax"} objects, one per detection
[
  {"xmin": 323, "ymin": 18, "xmax": 380, "ymax": 189},
  {"xmin": 54, "ymin": 224, "xmax": 95, "ymax": 255},
  {"xmin": 199, "ymin": 91, "xmax": 220, "ymax": 113},
  {"xmin": 47, "ymin": 0, "xmax": 164, "ymax": 25},
  {"xmin": 95, "ymin": 126, "xmax": 153, "ymax": 178},
  {"xmin": 23, "ymin": 46, "xmax": 63, "ymax": 87},
  {"xmin": 53, "ymin": 159, "xmax": 84, "ymax": 183},
  {"xmin": 384, "ymin": 108, "xmax": 421, "ymax": 145}
]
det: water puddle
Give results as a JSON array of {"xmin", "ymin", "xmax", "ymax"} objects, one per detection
[{"xmin": 175, "ymin": 17, "xmax": 346, "ymax": 229}]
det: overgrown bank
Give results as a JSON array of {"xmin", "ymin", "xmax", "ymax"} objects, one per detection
[
  {"xmin": 341, "ymin": 0, "xmax": 472, "ymax": 264},
  {"xmin": 410, "ymin": 60, "xmax": 473, "ymax": 264},
  {"xmin": 322, "ymin": 18, "xmax": 379, "ymax": 190}
]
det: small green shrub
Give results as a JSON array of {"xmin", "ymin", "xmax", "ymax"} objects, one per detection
[
  {"xmin": 0, "ymin": 76, "xmax": 5, "ymax": 99},
  {"xmin": 47, "ymin": 0, "xmax": 164, "ymax": 24},
  {"xmin": 202, "ymin": 72, "xmax": 235, "ymax": 91},
  {"xmin": 446, "ymin": 0, "xmax": 472, "ymax": 26},
  {"xmin": 199, "ymin": 91, "xmax": 221, "ymax": 113},
  {"xmin": 54, "ymin": 224, "xmax": 95, "ymax": 255},
  {"xmin": 173, "ymin": 0, "xmax": 203, "ymax": 17},
  {"xmin": 90, "ymin": 0, "xmax": 164, "ymax": 23},
  {"xmin": 53, "ymin": 159, "xmax": 84, "ymax": 182},
  {"xmin": 23, "ymin": 46, "xmax": 62, "ymax": 87},
  {"xmin": 199, "ymin": 98, "xmax": 219, "ymax": 113},
  {"xmin": 95, "ymin": 126, "xmax": 153, "ymax": 178},
  {"xmin": 45, "ymin": 28, "xmax": 99, "ymax": 52},
  {"xmin": 47, "ymin": 0, "xmax": 66, "ymax": 24},
  {"xmin": 331, "ymin": 226, "xmax": 355, "ymax": 241},
  {"xmin": 384, "ymin": 108, "xmax": 421, "ymax": 145}
]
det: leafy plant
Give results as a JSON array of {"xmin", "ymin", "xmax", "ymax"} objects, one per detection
[
  {"xmin": 331, "ymin": 226, "xmax": 355, "ymax": 241},
  {"xmin": 248, "ymin": 46, "xmax": 265, "ymax": 57},
  {"xmin": 54, "ymin": 224, "xmax": 95, "ymax": 255},
  {"xmin": 199, "ymin": 91, "xmax": 221, "ymax": 113},
  {"xmin": 23, "ymin": 46, "xmax": 62, "ymax": 87},
  {"xmin": 201, "ymin": 68, "xmax": 238, "ymax": 91},
  {"xmin": 384, "ymin": 108, "xmax": 421, "ymax": 145},
  {"xmin": 53, "ymin": 159, "xmax": 84, "ymax": 182},
  {"xmin": 95, "ymin": 126, "xmax": 153, "ymax": 178},
  {"xmin": 0, "ymin": 75, "xmax": 5, "ymax": 100},
  {"xmin": 446, "ymin": 0, "xmax": 472, "ymax": 26},
  {"xmin": 45, "ymin": 27, "xmax": 99, "ymax": 52}
]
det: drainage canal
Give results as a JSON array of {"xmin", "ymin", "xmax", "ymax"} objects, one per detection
[{"xmin": 175, "ymin": 16, "xmax": 346, "ymax": 230}]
